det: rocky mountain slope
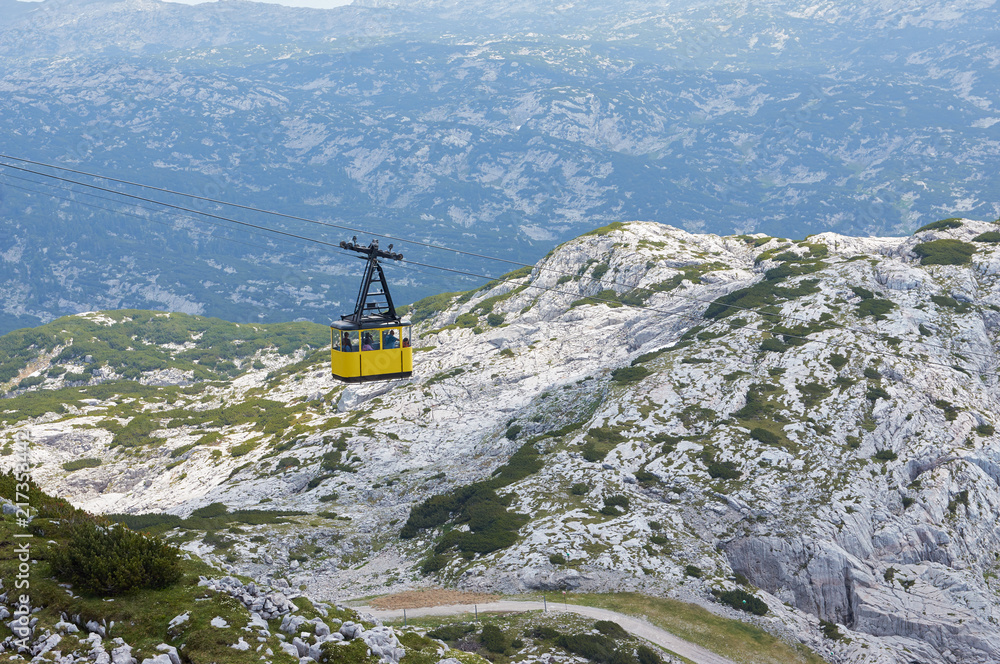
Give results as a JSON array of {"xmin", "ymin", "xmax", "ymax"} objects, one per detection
[
  {"xmin": 6, "ymin": 219, "xmax": 1000, "ymax": 663},
  {"xmin": 2, "ymin": 0, "xmax": 998, "ymax": 333}
]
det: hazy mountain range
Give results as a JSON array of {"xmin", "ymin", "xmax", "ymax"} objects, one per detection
[{"xmin": 1, "ymin": 0, "xmax": 998, "ymax": 334}]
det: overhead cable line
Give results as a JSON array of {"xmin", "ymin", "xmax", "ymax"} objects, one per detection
[
  {"xmin": 0, "ymin": 153, "xmax": 987, "ymax": 365},
  {"xmin": 0, "ymin": 173, "xmax": 310, "ymax": 256},
  {"xmin": 0, "ymin": 159, "xmax": 995, "ymax": 377}
]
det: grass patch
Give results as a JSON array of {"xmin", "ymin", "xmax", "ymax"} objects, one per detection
[{"xmin": 564, "ymin": 593, "xmax": 827, "ymax": 664}]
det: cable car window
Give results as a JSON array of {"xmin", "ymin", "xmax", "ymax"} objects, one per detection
[
  {"xmin": 338, "ymin": 331, "xmax": 359, "ymax": 352},
  {"xmin": 382, "ymin": 328, "xmax": 400, "ymax": 349},
  {"xmin": 361, "ymin": 331, "xmax": 380, "ymax": 351},
  {"xmin": 401, "ymin": 324, "xmax": 412, "ymax": 348}
]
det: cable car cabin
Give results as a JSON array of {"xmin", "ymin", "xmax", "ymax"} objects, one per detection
[
  {"xmin": 331, "ymin": 321, "xmax": 412, "ymax": 383},
  {"xmin": 330, "ymin": 238, "xmax": 413, "ymax": 383}
]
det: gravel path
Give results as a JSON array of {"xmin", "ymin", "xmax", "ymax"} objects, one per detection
[{"xmin": 358, "ymin": 600, "xmax": 739, "ymax": 664}]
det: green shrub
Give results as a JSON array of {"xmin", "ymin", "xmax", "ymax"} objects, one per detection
[
  {"xmin": 481, "ymin": 625, "xmax": 508, "ymax": 653},
  {"xmin": 934, "ymin": 399, "xmax": 959, "ymax": 421},
  {"xmin": 820, "ymin": 619, "xmax": 844, "ymax": 640},
  {"xmin": 872, "ymin": 449, "xmax": 898, "ymax": 462},
  {"xmin": 570, "ymin": 483, "xmax": 590, "ymax": 495},
  {"xmin": 549, "ymin": 553, "xmax": 567, "ymax": 565},
  {"xmin": 713, "ymin": 588, "xmax": 769, "ymax": 615},
  {"xmin": 973, "ymin": 231, "xmax": 1000, "ymax": 243},
  {"xmin": 112, "ymin": 414, "xmax": 159, "ymax": 448},
  {"xmin": 913, "ymin": 239, "xmax": 976, "ymax": 265},
  {"xmin": 684, "ymin": 564, "xmax": 703, "ymax": 578},
  {"xmin": 64, "ymin": 372, "xmax": 89, "ymax": 382},
  {"xmin": 505, "ymin": 424, "xmax": 522, "ymax": 440},
  {"xmin": 50, "ymin": 519, "xmax": 182, "ymax": 596},
  {"xmin": 611, "ymin": 366, "xmax": 651, "ymax": 384},
  {"xmin": 455, "ymin": 313, "xmax": 479, "ymax": 328},
  {"xmin": 554, "ymin": 633, "xmax": 615, "ymax": 664},
  {"xmin": 633, "ymin": 470, "xmax": 659, "ymax": 486},
  {"xmin": 749, "ymin": 428, "xmax": 779, "ymax": 445},
  {"xmin": 707, "ymin": 461, "xmax": 741, "ymax": 480},
  {"xmin": 948, "ymin": 489, "xmax": 970, "ymax": 513},
  {"xmin": 319, "ymin": 491, "xmax": 340, "ymax": 502},
  {"xmin": 427, "ymin": 624, "xmax": 475, "ymax": 642},
  {"xmin": 421, "ymin": 554, "xmax": 449, "ymax": 574},
  {"xmin": 856, "ymin": 299, "xmax": 895, "ymax": 319},
  {"xmin": 866, "ymin": 386, "xmax": 890, "ymax": 401},
  {"xmin": 591, "ymin": 263, "xmax": 610, "ymax": 280},
  {"xmin": 759, "ymin": 338, "xmax": 788, "ymax": 353},
  {"xmin": 931, "ymin": 294, "xmax": 973, "ymax": 313},
  {"xmin": 191, "ymin": 502, "xmax": 228, "ymax": 518},
  {"xmin": 914, "ymin": 218, "xmax": 962, "ymax": 233},
  {"xmin": 527, "ymin": 626, "xmax": 561, "ymax": 641},
  {"xmin": 486, "ymin": 313, "xmax": 505, "ymax": 327},
  {"xmin": 828, "ymin": 353, "xmax": 848, "ymax": 369},
  {"xmin": 863, "ymin": 367, "xmax": 882, "ymax": 379},
  {"xmin": 636, "ymin": 645, "xmax": 664, "ymax": 664},
  {"xmin": 851, "ymin": 285, "xmax": 875, "ymax": 300},
  {"xmin": 594, "ymin": 621, "xmax": 628, "ymax": 640},
  {"xmin": 17, "ymin": 375, "xmax": 44, "ymax": 389},
  {"xmin": 62, "ymin": 457, "xmax": 102, "ymax": 472},
  {"xmin": 277, "ymin": 456, "xmax": 301, "ymax": 470},
  {"xmin": 976, "ymin": 423, "xmax": 995, "ymax": 436},
  {"xmin": 230, "ymin": 441, "xmax": 257, "ymax": 457},
  {"xmin": 798, "ymin": 382, "xmax": 831, "ymax": 408}
]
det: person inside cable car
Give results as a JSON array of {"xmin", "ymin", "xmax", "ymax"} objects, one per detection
[
  {"xmin": 402, "ymin": 337, "xmax": 410, "ymax": 348},
  {"xmin": 341, "ymin": 332, "xmax": 353, "ymax": 352},
  {"xmin": 384, "ymin": 329, "xmax": 399, "ymax": 349},
  {"xmin": 361, "ymin": 332, "xmax": 374, "ymax": 351}
]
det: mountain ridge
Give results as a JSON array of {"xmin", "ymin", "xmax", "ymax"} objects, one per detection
[{"xmin": 6, "ymin": 218, "xmax": 1000, "ymax": 662}]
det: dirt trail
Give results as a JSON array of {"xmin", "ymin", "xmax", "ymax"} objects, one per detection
[{"xmin": 356, "ymin": 599, "xmax": 739, "ymax": 664}]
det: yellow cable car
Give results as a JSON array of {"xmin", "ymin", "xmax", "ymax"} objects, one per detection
[{"xmin": 331, "ymin": 238, "xmax": 413, "ymax": 383}]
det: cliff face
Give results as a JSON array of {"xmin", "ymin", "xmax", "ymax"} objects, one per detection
[{"xmin": 6, "ymin": 219, "xmax": 1000, "ymax": 663}]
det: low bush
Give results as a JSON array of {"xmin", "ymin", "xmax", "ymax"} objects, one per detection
[
  {"xmin": 973, "ymin": 231, "xmax": 1000, "ymax": 243},
  {"xmin": 277, "ymin": 456, "xmax": 301, "ymax": 470},
  {"xmin": 51, "ymin": 519, "xmax": 182, "ymax": 596},
  {"xmin": 17, "ymin": 375, "xmax": 44, "ymax": 389},
  {"xmin": 527, "ymin": 626, "xmax": 561, "ymax": 640},
  {"xmin": 872, "ymin": 449, "xmax": 898, "ymax": 462},
  {"xmin": 549, "ymin": 553, "xmax": 567, "ymax": 565},
  {"xmin": 191, "ymin": 502, "xmax": 228, "ymax": 518},
  {"xmin": 62, "ymin": 457, "xmax": 102, "ymax": 472},
  {"xmin": 914, "ymin": 217, "xmax": 962, "ymax": 233},
  {"xmin": 828, "ymin": 353, "xmax": 848, "ymax": 369},
  {"xmin": 749, "ymin": 428, "xmax": 779, "ymax": 445},
  {"xmin": 713, "ymin": 588, "xmax": 769, "ymax": 615},
  {"xmin": 819, "ymin": 619, "xmax": 844, "ymax": 640},
  {"xmin": 427, "ymin": 624, "xmax": 475, "ymax": 642},
  {"xmin": 570, "ymin": 483, "xmax": 590, "ymax": 495},
  {"xmin": 420, "ymin": 554, "xmax": 449, "ymax": 575},
  {"xmin": 707, "ymin": 461, "xmax": 741, "ymax": 480},
  {"xmin": 611, "ymin": 366, "xmax": 651, "ymax": 384},
  {"xmin": 636, "ymin": 645, "xmax": 664, "ymax": 664},
  {"xmin": 481, "ymin": 625, "xmax": 508, "ymax": 653},
  {"xmin": 684, "ymin": 564, "xmax": 703, "ymax": 578},
  {"xmin": 912, "ymin": 239, "xmax": 976, "ymax": 266},
  {"xmin": 856, "ymin": 299, "xmax": 895, "ymax": 319},
  {"xmin": 594, "ymin": 621, "xmax": 628, "ymax": 640}
]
